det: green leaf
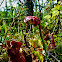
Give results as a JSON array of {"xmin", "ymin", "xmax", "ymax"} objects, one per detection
[
  {"xmin": 35, "ymin": 1, "xmax": 37, "ymax": 5},
  {"xmin": 0, "ymin": 37, "xmax": 1, "ymax": 42},
  {"xmin": 2, "ymin": 21, "xmax": 6, "ymax": 29},
  {"xmin": 54, "ymin": 5, "xmax": 61, "ymax": 10},
  {"xmin": 1, "ymin": 28, "xmax": 4, "ymax": 35},
  {"xmin": 52, "ymin": 10, "xmax": 59, "ymax": 17},
  {"xmin": 5, "ymin": 36, "xmax": 9, "ymax": 40},
  {"xmin": 51, "ymin": 8, "xmax": 57, "ymax": 11},
  {"xmin": 44, "ymin": 15, "xmax": 51, "ymax": 19},
  {"xmin": 55, "ymin": 43, "xmax": 62, "ymax": 54},
  {"xmin": 53, "ymin": 35, "xmax": 57, "ymax": 38},
  {"xmin": 60, "ymin": 6, "xmax": 62, "ymax": 11},
  {"xmin": 58, "ymin": 1, "xmax": 61, "ymax": 4},
  {"xmin": 34, "ymin": 51, "xmax": 43, "ymax": 62},
  {"xmin": 58, "ymin": 33, "xmax": 62, "ymax": 37}
]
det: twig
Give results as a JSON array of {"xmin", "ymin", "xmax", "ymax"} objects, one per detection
[
  {"xmin": 50, "ymin": 53, "xmax": 60, "ymax": 62},
  {"xmin": 0, "ymin": 0, "xmax": 4, "ymax": 6},
  {"xmin": 18, "ymin": 20, "xmax": 19, "ymax": 34},
  {"xmin": 15, "ymin": 2, "xmax": 26, "ymax": 18},
  {"xmin": 4, "ymin": 18, "xmax": 15, "ymax": 41},
  {"xmin": 47, "ymin": 45, "xmax": 58, "ymax": 53},
  {"xmin": 3, "ymin": 1, "xmax": 26, "ymax": 40}
]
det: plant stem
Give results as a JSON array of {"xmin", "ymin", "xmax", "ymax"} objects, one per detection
[{"xmin": 39, "ymin": 23, "xmax": 47, "ymax": 58}]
